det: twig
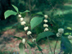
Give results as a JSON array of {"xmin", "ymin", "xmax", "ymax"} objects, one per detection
[
  {"xmin": 54, "ymin": 40, "xmax": 58, "ymax": 54},
  {"xmin": 47, "ymin": 37, "xmax": 52, "ymax": 54}
]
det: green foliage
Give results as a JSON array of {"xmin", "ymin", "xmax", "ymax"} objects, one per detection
[
  {"xmin": 20, "ymin": 12, "xmax": 26, "ymax": 17},
  {"xmin": 61, "ymin": 36, "xmax": 72, "ymax": 53},
  {"xmin": 36, "ymin": 12, "xmax": 43, "ymax": 15},
  {"xmin": 24, "ymin": 10, "xmax": 30, "ymax": 13},
  {"xmin": 12, "ymin": 4, "xmax": 19, "ymax": 12},
  {"xmin": 27, "ymin": 40, "xmax": 35, "ymax": 48},
  {"xmin": 4, "ymin": 10, "xmax": 17, "ymax": 19},
  {"xmin": 4, "ymin": 4, "xmax": 19, "ymax": 19},
  {"xmin": 19, "ymin": 43, "xmax": 26, "ymax": 54},
  {"xmin": 66, "ymin": 27, "xmax": 72, "ymax": 30},
  {"xmin": 19, "ymin": 43, "xmax": 24, "ymax": 49},
  {"xmin": 36, "ymin": 31, "xmax": 55, "ymax": 42},
  {"xmin": 13, "ymin": 36, "xmax": 22, "ymax": 40},
  {"xmin": 64, "ymin": 32, "xmax": 70, "ymax": 35},
  {"xmin": 34, "ymin": 25, "xmax": 43, "ymax": 34},
  {"xmin": 31, "ymin": 12, "xmax": 44, "ymax": 17},
  {"xmin": 30, "ymin": 17, "xmax": 43, "ymax": 30},
  {"xmin": 37, "ymin": 45, "xmax": 42, "ymax": 51},
  {"xmin": 20, "ymin": 10, "xmax": 30, "ymax": 14},
  {"xmin": 20, "ymin": 10, "xmax": 30, "ymax": 17}
]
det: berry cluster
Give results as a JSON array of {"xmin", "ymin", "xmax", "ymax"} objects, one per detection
[
  {"xmin": 56, "ymin": 28, "xmax": 64, "ymax": 37},
  {"xmin": 43, "ymin": 15, "xmax": 49, "ymax": 32},
  {"xmin": 18, "ymin": 14, "xmax": 32, "ymax": 44}
]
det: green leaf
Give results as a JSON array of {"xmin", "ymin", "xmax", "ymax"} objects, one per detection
[
  {"xmin": 13, "ymin": 36, "xmax": 22, "ymax": 40},
  {"xmin": 67, "ymin": 27, "xmax": 72, "ymax": 30},
  {"xmin": 37, "ymin": 45, "xmax": 42, "ymax": 51},
  {"xmin": 36, "ymin": 12, "xmax": 43, "ymax": 15},
  {"xmin": 30, "ymin": 17, "xmax": 43, "ymax": 30},
  {"xmin": 4, "ymin": 10, "xmax": 17, "ymax": 19},
  {"xmin": 27, "ymin": 40, "xmax": 35, "ymax": 48},
  {"xmin": 24, "ymin": 10, "xmax": 30, "ymax": 13},
  {"xmin": 61, "ymin": 36, "xmax": 72, "ymax": 53},
  {"xmin": 12, "ymin": 5, "xmax": 18, "ymax": 12},
  {"xmin": 19, "ymin": 43, "xmax": 24, "ymax": 49},
  {"xmin": 20, "ymin": 12, "xmax": 26, "ymax": 17},
  {"xmin": 36, "ymin": 31, "xmax": 55, "ymax": 42},
  {"xmin": 64, "ymin": 33, "xmax": 70, "ymax": 35},
  {"xmin": 19, "ymin": 43, "xmax": 25, "ymax": 54}
]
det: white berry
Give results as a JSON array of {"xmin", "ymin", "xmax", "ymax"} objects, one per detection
[
  {"xmin": 68, "ymin": 35, "xmax": 72, "ymax": 39},
  {"xmin": 44, "ymin": 28, "xmax": 49, "ymax": 32},
  {"xmin": 44, "ymin": 15, "xmax": 48, "ymax": 19},
  {"xmin": 43, "ymin": 24, "xmax": 48, "ymax": 27},
  {"xmin": 32, "ymin": 38, "xmax": 36, "ymax": 42},
  {"xmin": 44, "ymin": 19, "xmax": 48, "ymax": 23},
  {"xmin": 27, "ymin": 31, "xmax": 32, "ymax": 35},
  {"xmin": 56, "ymin": 33, "xmax": 62, "ymax": 37},
  {"xmin": 58, "ymin": 28, "xmax": 64, "ymax": 34},
  {"xmin": 21, "ymin": 21, "xmax": 26, "ymax": 25},
  {"xmin": 20, "ymin": 18, "xmax": 24, "ymax": 21},
  {"xmin": 24, "ymin": 27, "xmax": 28, "ymax": 31},
  {"xmin": 22, "ymin": 38, "xmax": 26, "ymax": 44},
  {"xmin": 18, "ymin": 14, "xmax": 21, "ymax": 17}
]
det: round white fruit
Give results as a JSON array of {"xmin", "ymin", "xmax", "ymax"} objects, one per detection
[
  {"xmin": 43, "ymin": 24, "xmax": 48, "ymax": 27},
  {"xmin": 21, "ymin": 21, "xmax": 26, "ymax": 25},
  {"xmin": 24, "ymin": 27, "xmax": 28, "ymax": 31},
  {"xmin": 27, "ymin": 31, "xmax": 32, "ymax": 35}
]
